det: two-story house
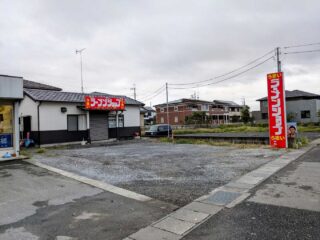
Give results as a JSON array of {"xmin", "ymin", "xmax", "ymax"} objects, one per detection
[
  {"xmin": 253, "ymin": 90, "xmax": 320, "ymax": 123},
  {"xmin": 154, "ymin": 98, "xmax": 230, "ymax": 125}
]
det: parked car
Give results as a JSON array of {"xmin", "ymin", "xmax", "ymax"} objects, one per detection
[{"xmin": 145, "ymin": 124, "xmax": 172, "ymax": 137}]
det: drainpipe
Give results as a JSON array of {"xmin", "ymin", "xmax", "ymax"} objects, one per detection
[
  {"xmin": 37, "ymin": 101, "xmax": 42, "ymax": 147},
  {"xmin": 116, "ymin": 111, "xmax": 119, "ymax": 140}
]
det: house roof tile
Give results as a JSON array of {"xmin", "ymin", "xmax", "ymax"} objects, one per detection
[
  {"xmin": 257, "ymin": 90, "xmax": 320, "ymax": 101},
  {"xmin": 24, "ymin": 88, "xmax": 144, "ymax": 106},
  {"xmin": 23, "ymin": 79, "xmax": 62, "ymax": 91}
]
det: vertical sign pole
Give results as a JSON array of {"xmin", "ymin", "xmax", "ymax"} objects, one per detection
[
  {"xmin": 80, "ymin": 53, "xmax": 83, "ymax": 93},
  {"xmin": 276, "ymin": 47, "xmax": 288, "ymax": 148},
  {"xmin": 166, "ymin": 83, "xmax": 169, "ymax": 138},
  {"xmin": 116, "ymin": 111, "xmax": 119, "ymax": 140}
]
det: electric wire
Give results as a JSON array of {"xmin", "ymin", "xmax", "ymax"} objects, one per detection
[
  {"xmin": 138, "ymin": 85, "xmax": 165, "ymax": 101},
  {"xmin": 137, "ymin": 84, "xmax": 166, "ymax": 101},
  {"xmin": 284, "ymin": 49, "xmax": 320, "ymax": 55},
  {"xmin": 137, "ymin": 42, "xmax": 320, "ymax": 101},
  {"xmin": 170, "ymin": 56, "xmax": 274, "ymax": 90},
  {"xmin": 138, "ymin": 85, "xmax": 166, "ymax": 101},
  {"xmin": 169, "ymin": 49, "xmax": 275, "ymax": 86},
  {"xmin": 283, "ymin": 42, "xmax": 320, "ymax": 49}
]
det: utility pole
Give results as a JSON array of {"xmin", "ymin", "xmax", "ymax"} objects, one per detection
[
  {"xmin": 130, "ymin": 84, "xmax": 136, "ymax": 100},
  {"xmin": 276, "ymin": 47, "xmax": 281, "ymax": 72},
  {"xmin": 76, "ymin": 48, "xmax": 86, "ymax": 93},
  {"xmin": 166, "ymin": 82, "xmax": 169, "ymax": 138}
]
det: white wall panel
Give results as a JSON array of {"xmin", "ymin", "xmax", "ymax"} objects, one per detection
[{"xmin": 123, "ymin": 106, "xmax": 140, "ymax": 127}]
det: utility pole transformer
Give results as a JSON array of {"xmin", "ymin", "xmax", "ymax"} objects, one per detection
[{"xmin": 166, "ymin": 82, "xmax": 169, "ymax": 138}]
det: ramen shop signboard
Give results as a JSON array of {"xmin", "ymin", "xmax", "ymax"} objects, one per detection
[
  {"xmin": 267, "ymin": 72, "xmax": 287, "ymax": 148},
  {"xmin": 84, "ymin": 96, "xmax": 125, "ymax": 110}
]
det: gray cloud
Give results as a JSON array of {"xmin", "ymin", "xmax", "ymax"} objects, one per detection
[{"xmin": 1, "ymin": 0, "xmax": 319, "ymax": 109}]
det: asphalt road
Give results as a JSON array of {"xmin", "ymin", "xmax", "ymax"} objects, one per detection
[
  {"xmin": 183, "ymin": 145, "xmax": 320, "ymax": 240},
  {"xmin": 0, "ymin": 161, "xmax": 176, "ymax": 240},
  {"xmin": 33, "ymin": 140, "xmax": 284, "ymax": 206}
]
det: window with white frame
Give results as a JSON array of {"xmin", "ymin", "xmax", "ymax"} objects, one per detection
[
  {"xmin": 161, "ymin": 117, "xmax": 164, "ymax": 123},
  {"xmin": 174, "ymin": 116, "xmax": 178, "ymax": 123},
  {"xmin": 174, "ymin": 106, "xmax": 178, "ymax": 112},
  {"xmin": 78, "ymin": 115, "xmax": 87, "ymax": 130},
  {"xmin": 67, "ymin": 115, "xmax": 87, "ymax": 131},
  {"xmin": 108, "ymin": 113, "xmax": 124, "ymax": 128}
]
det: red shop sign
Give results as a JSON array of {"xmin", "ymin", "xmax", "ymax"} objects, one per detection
[
  {"xmin": 267, "ymin": 72, "xmax": 287, "ymax": 148},
  {"xmin": 84, "ymin": 96, "xmax": 125, "ymax": 110}
]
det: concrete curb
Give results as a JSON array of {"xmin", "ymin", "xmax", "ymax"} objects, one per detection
[
  {"xmin": 24, "ymin": 159, "xmax": 153, "ymax": 202},
  {"xmin": 125, "ymin": 142, "xmax": 317, "ymax": 240}
]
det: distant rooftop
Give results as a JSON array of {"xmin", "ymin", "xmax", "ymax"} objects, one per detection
[
  {"xmin": 257, "ymin": 90, "xmax": 320, "ymax": 101},
  {"xmin": 154, "ymin": 98, "xmax": 212, "ymax": 107},
  {"xmin": 23, "ymin": 79, "xmax": 62, "ymax": 91},
  {"xmin": 143, "ymin": 106, "xmax": 156, "ymax": 111},
  {"xmin": 213, "ymin": 100, "xmax": 242, "ymax": 107}
]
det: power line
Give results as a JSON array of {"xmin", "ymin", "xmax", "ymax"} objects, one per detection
[
  {"xmin": 138, "ymin": 85, "xmax": 166, "ymax": 102},
  {"xmin": 284, "ymin": 49, "xmax": 320, "ymax": 55},
  {"xmin": 169, "ymin": 49, "xmax": 275, "ymax": 86},
  {"xmin": 283, "ymin": 42, "xmax": 320, "ymax": 49},
  {"xmin": 170, "ymin": 56, "xmax": 274, "ymax": 90},
  {"xmin": 137, "ymin": 84, "xmax": 165, "ymax": 101},
  {"xmin": 139, "ymin": 88, "xmax": 166, "ymax": 102}
]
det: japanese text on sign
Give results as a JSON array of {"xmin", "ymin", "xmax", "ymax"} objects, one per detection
[
  {"xmin": 267, "ymin": 72, "xmax": 287, "ymax": 148},
  {"xmin": 84, "ymin": 96, "xmax": 125, "ymax": 110}
]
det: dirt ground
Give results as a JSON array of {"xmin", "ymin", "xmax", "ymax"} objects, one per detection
[{"xmin": 32, "ymin": 140, "xmax": 285, "ymax": 206}]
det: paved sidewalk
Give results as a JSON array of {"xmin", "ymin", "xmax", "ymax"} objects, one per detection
[
  {"xmin": 183, "ymin": 145, "xmax": 320, "ymax": 240},
  {"xmin": 0, "ymin": 161, "xmax": 176, "ymax": 240}
]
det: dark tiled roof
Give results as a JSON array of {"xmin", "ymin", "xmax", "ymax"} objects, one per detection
[
  {"xmin": 24, "ymin": 88, "xmax": 144, "ymax": 106},
  {"xmin": 154, "ymin": 98, "xmax": 212, "ymax": 107},
  {"xmin": 144, "ymin": 106, "xmax": 156, "ymax": 111},
  {"xmin": 257, "ymin": 90, "xmax": 320, "ymax": 101},
  {"xmin": 23, "ymin": 79, "xmax": 62, "ymax": 91},
  {"xmin": 213, "ymin": 100, "xmax": 242, "ymax": 107},
  {"xmin": 140, "ymin": 107, "xmax": 147, "ymax": 113}
]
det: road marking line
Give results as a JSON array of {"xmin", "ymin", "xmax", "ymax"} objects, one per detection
[{"xmin": 24, "ymin": 159, "xmax": 153, "ymax": 202}]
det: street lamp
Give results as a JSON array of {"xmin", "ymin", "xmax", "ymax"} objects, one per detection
[{"xmin": 76, "ymin": 48, "xmax": 86, "ymax": 93}]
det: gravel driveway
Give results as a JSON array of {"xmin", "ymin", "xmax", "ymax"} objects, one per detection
[{"xmin": 33, "ymin": 140, "xmax": 285, "ymax": 206}]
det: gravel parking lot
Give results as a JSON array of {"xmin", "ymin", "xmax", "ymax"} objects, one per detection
[{"xmin": 33, "ymin": 140, "xmax": 285, "ymax": 206}]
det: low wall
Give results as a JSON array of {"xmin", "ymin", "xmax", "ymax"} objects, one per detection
[{"xmin": 174, "ymin": 133, "xmax": 269, "ymax": 145}]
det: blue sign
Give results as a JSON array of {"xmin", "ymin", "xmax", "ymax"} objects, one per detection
[{"xmin": 0, "ymin": 134, "xmax": 12, "ymax": 148}]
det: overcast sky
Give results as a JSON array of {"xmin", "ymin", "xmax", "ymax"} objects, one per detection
[{"xmin": 1, "ymin": 0, "xmax": 319, "ymax": 110}]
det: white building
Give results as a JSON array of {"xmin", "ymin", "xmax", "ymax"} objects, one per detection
[
  {"xmin": 19, "ymin": 80, "xmax": 143, "ymax": 145},
  {"xmin": 0, "ymin": 75, "xmax": 23, "ymax": 158}
]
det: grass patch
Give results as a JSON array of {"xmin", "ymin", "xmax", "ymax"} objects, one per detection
[
  {"xmin": 36, "ymin": 148, "xmax": 46, "ymax": 154},
  {"xmin": 298, "ymin": 125, "xmax": 320, "ymax": 132},
  {"xmin": 293, "ymin": 136, "xmax": 309, "ymax": 148},
  {"xmin": 173, "ymin": 125, "xmax": 267, "ymax": 135},
  {"xmin": 159, "ymin": 137, "xmax": 264, "ymax": 149},
  {"xmin": 173, "ymin": 124, "xmax": 320, "ymax": 135},
  {"xmin": 20, "ymin": 149, "xmax": 32, "ymax": 158}
]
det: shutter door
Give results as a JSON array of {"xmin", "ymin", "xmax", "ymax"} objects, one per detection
[{"xmin": 90, "ymin": 112, "xmax": 109, "ymax": 141}]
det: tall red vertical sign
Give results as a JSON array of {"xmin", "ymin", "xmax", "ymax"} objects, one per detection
[{"xmin": 267, "ymin": 72, "xmax": 287, "ymax": 148}]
